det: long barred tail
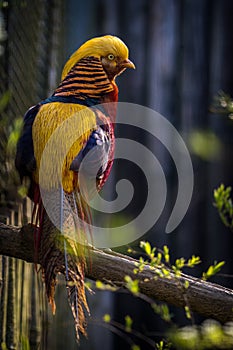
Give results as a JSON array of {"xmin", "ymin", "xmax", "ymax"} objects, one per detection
[
  {"xmin": 66, "ymin": 254, "xmax": 89, "ymax": 337},
  {"xmin": 34, "ymin": 188, "xmax": 90, "ymax": 340}
]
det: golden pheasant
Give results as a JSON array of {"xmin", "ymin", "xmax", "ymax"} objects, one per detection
[{"xmin": 15, "ymin": 35, "xmax": 135, "ymax": 340}]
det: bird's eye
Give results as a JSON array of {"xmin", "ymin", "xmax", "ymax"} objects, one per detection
[{"xmin": 107, "ymin": 54, "xmax": 115, "ymax": 61}]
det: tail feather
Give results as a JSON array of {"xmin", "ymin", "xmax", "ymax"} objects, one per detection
[
  {"xmin": 68, "ymin": 285, "xmax": 88, "ymax": 338},
  {"xmin": 34, "ymin": 187, "xmax": 91, "ymax": 340},
  {"xmin": 66, "ymin": 259, "xmax": 89, "ymax": 339}
]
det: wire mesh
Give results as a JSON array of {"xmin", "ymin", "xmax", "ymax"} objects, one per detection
[{"xmin": 0, "ymin": 1, "xmax": 65, "ymax": 349}]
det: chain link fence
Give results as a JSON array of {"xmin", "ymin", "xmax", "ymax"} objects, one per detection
[{"xmin": 0, "ymin": 1, "xmax": 65, "ymax": 348}]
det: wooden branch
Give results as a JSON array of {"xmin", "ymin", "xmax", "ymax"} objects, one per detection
[{"xmin": 0, "ymin": 222, "xmax": 233, "ymax": 324}]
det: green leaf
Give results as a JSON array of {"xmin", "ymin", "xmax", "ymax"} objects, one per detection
[
  {"xmin": 131, "ymin": 345, "xmax": 140, "ymax": 350},
  {"xmin": 163, "ymin": 245, "xmax": 170, "ymax": 263},
  {"xmin": 96, "ymin": 280, "xmax": 116, "ymax": 291},
  {"xmin": 125, "ymin": 315, "xmax": 133, "ymax": 332},
  {"xmin": 175, "ymin": 257, "xmax": 185, "ymax": 269},
  {"xmin": 125, "ymin": 275, "xmax": 139, "ymax": 295},
  {"xmin": 185, "ymin": 305, "xmax": 192, "ymax": 319},
  {"xmin": 6, "ymin": 118, "xmax": 23, "ymax": 155},
  {"xmin": 157, "ymin": 252, "xmax": 162, "ymax": 265},
  {"xmin": 140, "ymin": 241, "xmax": 151, "ymax": 255},
  {"xmin": 156, "ymin": 340, "xmax": 171, "ymax": 350},
  {"xmin": 0, "ymin": 91, "xmax": 11, "ymax": 113},
  {"xmin": 152, "ymin": 303, "xmax": 172, "ymax": 322},
  {"xmin": 187, "ymin": 255, "xmax": 201, "ymax": 267},
  {"xmin": 189, "ymin": 129, "xmax": 222, "ymax": 161},
  {"xmin": 96, "ymin": 280, "xmax": 105, "ymax": 289},
  {"xmin": 161, "ymin": 268, "xmax": 171, "ymax": 278},
  {"xmin": 135, "ymin": 256, "xmax": 146, "ymax": 272},
  {"xmin": 103, "ymin": 314, "xmax": 111, "ymax": 323},
  {"xmin": 202, "ymin": 261, "xmax": 225, "ymax": 280},
  {"xmin": 213, "ymin": 184, "xmax": 233, "ymax": 231},
  {"xmin": 161, "ymin": 304, "xmax": 172, "ymax": 322}
]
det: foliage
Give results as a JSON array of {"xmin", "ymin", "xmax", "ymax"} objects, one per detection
[
  {"xmin": 211, "ymin": 91, "xmax": 233, "ymax": 120},
  {"xmin": 202, "ymin": 260, "xmax": 225, "ymax": 281},
  {"xmin": 95, "ymin": 280, "xmax": 117, "ymax": 291},
  {"xmin": 103, "ymin": 314, "xmax": 111, "ymax": 323},
  {"xmin": 96, "ymin": 241, "xmax": 227, "ymax": 349},
  {"xmin": 188, "ymin": 130, "xmax": 222, "ymax": 161},
  {"xmin": 125, "ymin": 315, "xmax": 133, "ymax": 333},
  {"xmin": 124, "ymin": 275, "xmax": 140, "ymax": 295},
  {"xmin": 134, "ymin": 241, "xmax": 201, "ymax": 281},
  {"xmin": 0, "ymin": 92, "xmax": 23, "ymax": 205},
  {"xmin": 151, "ymin": 303, "xmax": 172, "ymax": 323},
  {"xmin": 155, "ymin": 340, "xmax": 172, "ymax": 350},
  {"xmin": 169, "ymin": 320, "xmax": 233, "ymax": 350},
  {"xmin": 101, "ymin": 312, "xmax": 154, "ymax": 350},
  {"xmin": 213, "ymin": 184, "xmax": 233, "ymax": 232},
  {"xmin": 1, "ymin": 342, "xmax": 7, "ymax": 350},
  {"xmin": 20, "ymin": 335, "xmax": 30, "ymax": 350}
]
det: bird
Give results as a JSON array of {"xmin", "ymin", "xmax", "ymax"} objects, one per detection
[{"xmin": 15, "ymin": 35, "xmax": 135, "ymax": 340}]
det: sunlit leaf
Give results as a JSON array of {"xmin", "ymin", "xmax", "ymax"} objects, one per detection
[
  {"xmin": 125, "ymin": 315, "xmax": 133, "ymax": 332},
  {"xmin": 124, "ymin": 275, "xmax": 139, "ymax": 295},
  {"xmin": 131, "ymin": 345, "xmax": 140, "ymax": 350},
  {"xmin": 188, "ymin": 130, "xmax": 222, "ymax": 161},
  {"xmin": 103, "ymin": 314, "xmax": 111, "ymax": 323}
]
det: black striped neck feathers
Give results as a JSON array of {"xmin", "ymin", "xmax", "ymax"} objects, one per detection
[{"xmin": 54, "ymin": 56, "xmax": 117, "ymax": 103}]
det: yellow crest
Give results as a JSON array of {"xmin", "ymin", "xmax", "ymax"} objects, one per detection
[{"xmin": 61, "ymin": 35, "xmax": 129, "ymax": 80}]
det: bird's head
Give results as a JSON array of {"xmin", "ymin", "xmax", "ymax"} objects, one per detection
[{"xmin": 61, "ymin": 35, "xmax": 135, "ymax": 81}]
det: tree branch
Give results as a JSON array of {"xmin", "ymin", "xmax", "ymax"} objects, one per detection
[{"xmin": 0, "ymin": 222, "xmax": 232, "ymax": 323}]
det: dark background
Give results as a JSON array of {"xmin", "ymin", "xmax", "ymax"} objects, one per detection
[{"xmin": 0, "ymin": 0, "xmax": 233, "ymax": 349}]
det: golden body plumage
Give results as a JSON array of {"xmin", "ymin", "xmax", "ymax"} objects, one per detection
[{"xmin": 33, "ymin": 102, "xmax": 96, "ymax": 193}]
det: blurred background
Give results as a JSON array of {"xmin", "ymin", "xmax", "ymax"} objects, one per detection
[{"xmin": 0, "ymin": 0, "xmax": 233, "ymax": 349}]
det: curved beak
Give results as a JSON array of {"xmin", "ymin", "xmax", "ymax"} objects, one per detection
[{"xmin": 121, "ymin": 58, "xmax": 136, "ymax": 70}]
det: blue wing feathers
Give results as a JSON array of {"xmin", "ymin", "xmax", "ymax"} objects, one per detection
[
  {"xmin": 15, "ymin": 104, "xmax": 40, "ymax": 180},
  {"xmin": 70, "ymin": 126, "xmax": 110, "ymax": 179}
]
